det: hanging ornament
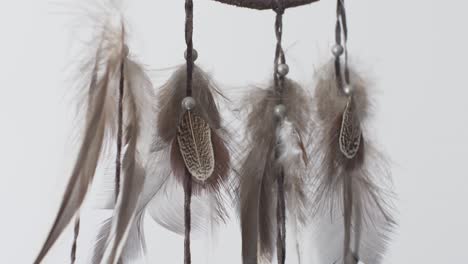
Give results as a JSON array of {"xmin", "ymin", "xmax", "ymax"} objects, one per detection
[
  {"xmin": 237, "ymin": 2, "xmax": 316, "ymax": 264},
  {"xmin": 310, "ymin": 0, "xmax": 396, "ymax": 263}
]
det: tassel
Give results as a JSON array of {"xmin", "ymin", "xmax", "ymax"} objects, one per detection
[{"xmin": 310, "ymin": 1, "xmax": 395, "ymax": 263}]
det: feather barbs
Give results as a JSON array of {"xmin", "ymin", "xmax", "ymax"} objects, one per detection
[
  {"xmin": 177, "ymin": 110, "xmax": 215, "ymax": 182},
  {"xmin": 339, "ymin": 98, "xmax": 362, "ymax": 159}
]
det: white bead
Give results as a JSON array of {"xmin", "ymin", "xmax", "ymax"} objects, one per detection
[
  {"xmin": 332, "ymin": 44, "xmax": 344, "ymax": 57},
  {"xmin": 182, "ymin": 97, "xmax": 196, "ymax": 110},
  {"xmin": 277, "ymin": 63, "xmax": 289, "ymax": 77},
  {"xmin": 184, "ymin": 49, "xmax": 198, "ymax": 61},
  {"xmin": 343, "ymin": 84, "xmax": 353, "ymax": 95},
  {"xmin": 274, "ymin": 104, "xmax": 286, "ymax": 118}
]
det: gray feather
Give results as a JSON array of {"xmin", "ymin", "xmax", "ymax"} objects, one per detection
[
  {"xmin": 146, "ymin": 65, "xmax": 234, "ymax": 237},
  {"xmin": 177, "ymin": 110, "xmax": 215, "ymax": 181},
  {"xmin": 238, "ymin": 79, "xmax": 313, "ymax": 264},
  {"xmin": 34, "ymin": 46, "xmax": 116, "ymax": 264},
  {"xmin": 311, "ymin": 62, "xmax": 395, "ymax": 264},
  {"xmin": 147, "ymin": 176, "xmax": 228, "ymax": 237},
  {"xmin": 120, "ymin": 213, "xmax": 147, "ymax": 263}
]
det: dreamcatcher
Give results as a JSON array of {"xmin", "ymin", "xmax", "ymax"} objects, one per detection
[{"xmin": 34, "ymin": 1, "xmax": 395, "ymax": 264}]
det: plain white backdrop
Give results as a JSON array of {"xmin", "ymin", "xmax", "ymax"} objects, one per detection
[{"xmin": 0, "ymin": 0, "xmax": 467, "ymax": 263}]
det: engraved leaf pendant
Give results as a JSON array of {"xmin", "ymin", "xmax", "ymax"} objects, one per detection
[
  {"xmin": 339, "ymin": 98, "xmax": 362, "ymax": 159},
  {"xmin": 177, "ymin": 110, "xmax": 215, "ymax": 181}
]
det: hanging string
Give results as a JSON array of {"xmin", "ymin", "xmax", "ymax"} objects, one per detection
[
  {"xmin": 184, "ymin": 1, "xmax": 194, "ymax": 264},
  {"xmin": 276, "ymin": 167, "xmax": 286, "ymax": 264},
  {"xmin": 273, "ymin": 2, "xmax": 287, "ymax": 264},
  {"xmin": 334, "ymin": 0, "xmax": 350, "ymax": 90},
  {"xmin": 70, "ymin": 216, "xmax": 80, "ymax": 263},
  {"xmin": 116, "ymin": 59, "xmax": 125, "ymax": 201}
]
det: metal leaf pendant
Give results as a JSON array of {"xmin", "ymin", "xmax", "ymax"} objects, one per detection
[
  {"xmin": 177, "ymin": 110, "xmax": 215, "ymax": 181},
  {"xmin": 339, "ymin": 98, "xmax": 362, "ymax": 159}
]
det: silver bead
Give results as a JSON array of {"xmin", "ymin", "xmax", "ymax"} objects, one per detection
[
  {"xmin": 331, "ymin": 44, "xmax": 344, "ymax": 57},
  {"xmin": 123, "ymin": 44, "xmax": 129, "ymax": 57},
  {"xmin": 182, "ymin": 96, "xmax": 196, "ymax": 110},
  {"xmin": 277, "ymin": 63, "xmax": 289, "ymax": 77},
  {"xmin": 343, "ymin": 84, "xmax": 353, "ymax": 95},
  {"xmin": 184, "ymin": 49, "xmax": 198, "ymax": 61},
  {"xmin": 274, "ymin": 104, "xmax": 286, "ymax": 119}
]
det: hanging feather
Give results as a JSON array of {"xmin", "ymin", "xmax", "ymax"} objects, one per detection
[
  {"xmin": 277, "ymin": 119, "xmax": 310, "ymax": 264},
  {"xmin": 310, "ymin": 62, "xmax": 395, "ymax": 264},
  {"xmin": 34, "ymin": 27, "xmax": 118, "ymax": 264},
  {"xmin": 238, "ymin": 78, "xmax": 313, "ymax": 264},
  {"xmin": 176, "ymin": 110, "xmax": 215, "ymax": 182},
  {"xmin": 34, "ymin": 7, "xmax": 155, "ymax": 262},
  {"xmin": 149, "ymin": 64, "xmax": 232, "ymax": 219},
  {"xmin": 116, "ymin": 65, "xmax": 235, "ymax": 263}
]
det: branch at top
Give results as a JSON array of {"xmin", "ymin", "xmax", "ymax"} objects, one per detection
[{"xmin": 211, "ymin": 0, "xmax": 320, "ymax": 10}]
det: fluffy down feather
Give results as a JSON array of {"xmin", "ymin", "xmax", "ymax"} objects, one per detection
[{"xmin": 310, "ymin": 62, "xmax": 395, "ymax": 264}]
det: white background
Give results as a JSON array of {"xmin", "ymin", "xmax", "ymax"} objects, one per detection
[{"xmin": 0, "ymin": 0, "xmax": 467, "ymax": 263}]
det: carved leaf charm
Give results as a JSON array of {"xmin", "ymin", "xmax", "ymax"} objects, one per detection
[
  {"xmin": 177, "ymin": 110, "xmax": 215, "ymax": 181},
  {"xmin": 339, "ymin": 98, "xmax": 362, "ymax": 159}
]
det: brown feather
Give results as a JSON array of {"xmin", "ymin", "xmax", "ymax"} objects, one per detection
[
  {"xmin": 147, "ymin": 65, "xmax": 234, "ymax": 236},
  {"xmin": 339, "ymin": 98, "xmax": 362, "ymax": 159}
]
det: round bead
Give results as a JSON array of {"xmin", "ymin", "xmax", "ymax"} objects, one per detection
[
  {"xmin": 277, "ymin": 64, "xmax": 289, "ymax": 77},
  {"xmin": 184, "ymin": 49, "xmax": 198, "ymax": 61},
  {"xmin": 274, "ymin": 104, "xmax": 286, "ymax": 119},
  {"xmin": 343, "ymin": 84, "xmax": 353, "ymax": 95},
  {"xmin": 123, "ymin": 44, "xmax": 129, "ymax": 57},
  {"xmin": 331, "ymin": 44, "xmax": 344, "ymax": 57},
  {"xmin": 182, "ymin": 96, "xmax": 196, "ymax": 110}
]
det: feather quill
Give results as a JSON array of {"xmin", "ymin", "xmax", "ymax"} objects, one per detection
[
  {"xmin": 310, "ymin": 62, "xmax": 395, "ymax": 264},
  {"xmin": 238, "ymin": 79, "xmax": 312, "ymax": 264}
]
